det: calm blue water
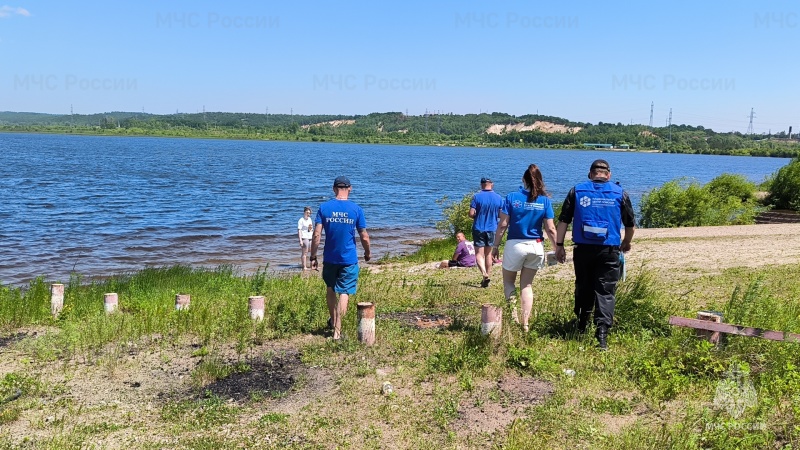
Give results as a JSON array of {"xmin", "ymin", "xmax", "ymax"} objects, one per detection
[{"xmin": 0, "ymin": 133, "xmax": 791, "ymax": 285}]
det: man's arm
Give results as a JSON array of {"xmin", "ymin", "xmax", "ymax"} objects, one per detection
[
  {"xmin": 309, "ymin": 223, "xmax": 323, "ymax": 269},
  {"xmin": 491, "ymin": 212, "xmax": 509, "ymax": 258},
  {"xmin": 555, "ymin": 190, "xmax": 575, "ymax": 264},
  {"xmin": 451, "ymin": 241, "xmax": 463, "ymax": 262},
  {"xmin": 621, "ymin": 227, "xmax": 634, "ymax": 253},
  {"xmin": 358, "ymin": 228, "xmax": 371, "ymax": 261},
  {"xmin": 468, "ymin": 195, "xmax": 477, "ymax": 219},
  {"xmin": 620, "ymin": 191, "xmax": 635, "ymax": 252}
]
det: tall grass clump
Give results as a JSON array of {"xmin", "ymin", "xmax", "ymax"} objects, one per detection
[
  {"xmin": 614, "ymin": 269, "xmax": 672, "ymax": 335},
  {"xmin": 399, "ymin": 236, "xmax": 457, "ymax": 264},
  {"xmin": 0, "ymin": 278, "xmax": 52, "ymax": 328},
  {"xmin": 639, "ymin": 174, "xmax": 764, "ymax": 228}
]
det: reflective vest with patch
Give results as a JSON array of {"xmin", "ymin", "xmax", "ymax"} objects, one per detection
[{"xmin": 572, "ymin": 180, "xmax": 623, "ymax": 246}]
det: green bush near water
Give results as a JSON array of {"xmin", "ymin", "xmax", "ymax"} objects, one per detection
[
  {"xmin": 639, "ymin": 174, "xmax": 764, "ymax": 228},
  {"xmin": 767, "ymin": 159, "xmax": 800, "ymax": 211},
  {"xmin": 435, "ymin": 193, "xmax": 474, "ymax": 238}
]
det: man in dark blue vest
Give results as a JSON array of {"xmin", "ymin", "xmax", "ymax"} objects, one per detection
[{"xmin": 554, "ymin": 160, "xmax": 635, "ymax": 350}]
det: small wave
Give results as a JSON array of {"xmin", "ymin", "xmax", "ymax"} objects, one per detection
[
  {"xmin": 227, "ymin": 234, "xmax": 275, "ymax": 242},
  {"xmin": 172, "ymin": 234, "xmax": 224, "ymax": 243}
]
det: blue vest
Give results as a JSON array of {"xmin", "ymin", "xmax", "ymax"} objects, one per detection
[{"xmin": 572, "ymin": 180, "xmax": 623, "ymax": 246}]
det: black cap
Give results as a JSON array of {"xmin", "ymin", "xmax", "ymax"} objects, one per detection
[
  {"xmin": 590, "ymin": 159, "xmax": 610, "ymax": 171},
  {"xmin": 480, "ymin": 177, "xmax": 492, "ymax": 184},
  {"xmin": 333, "ymin": 176, "xmax": 351, "ymax": 187}
]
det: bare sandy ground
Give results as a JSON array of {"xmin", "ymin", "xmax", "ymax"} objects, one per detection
[
  {"xmin": 373, "ymin": 223, "xmax": 800, "ymax": 281},
  {"xmin": 626, "ymin": 223, "xmax": 800, "ymax": 275}
]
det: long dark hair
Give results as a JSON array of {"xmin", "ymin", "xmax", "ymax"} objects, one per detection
[{"xmin": 523, "ymin": 164, "xmax": 548, "ymax": 202}]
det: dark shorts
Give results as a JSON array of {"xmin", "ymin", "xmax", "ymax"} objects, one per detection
[
  {"xmin": 472, "ymin": 230, "xmax": 495, "ymax": 248},
  {"xmin": 448, "ymin": 260, "xmax": 471, "ymax": 268},
  {"xmin": 322, "ymin": 263, "xmax": 359, "ymax": 295}
]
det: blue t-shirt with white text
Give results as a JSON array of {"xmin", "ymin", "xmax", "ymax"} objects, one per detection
[
  {"xmin": 315, "ymin": 199, "xmax": 367, "ymax": 265},
  {"xmin": 501, "ymin": 187, "xmax": 554, "ymax": 240}
]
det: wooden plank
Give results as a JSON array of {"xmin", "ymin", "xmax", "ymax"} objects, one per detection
[{"xmin": 669, "ymin": 316, "xmax": 800, "ymax": 343}]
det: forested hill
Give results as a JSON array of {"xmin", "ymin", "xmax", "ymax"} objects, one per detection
[{"xmin": 1, "ymin": 110, "xmax": 797, "ymax": 157}]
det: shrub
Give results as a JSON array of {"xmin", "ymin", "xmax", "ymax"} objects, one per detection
[
  {"xmin": 435, "ymin": 192, "xmax": 474, "ymax": 238},
  {"xmin": 639, "ymin": 175, "xmax": 765, "ymax": 228},
  {"xmin": 704, "ymin": 173, "xmax": 756, "ymax": 202},
  {"xmin": 767, "ymin": 160, "xmax": 800, "ymax": 211}
]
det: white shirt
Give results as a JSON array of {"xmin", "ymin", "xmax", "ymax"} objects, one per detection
[{"xmin": 298, "ymin": 216, "xmax": 313, "ymax": 239}]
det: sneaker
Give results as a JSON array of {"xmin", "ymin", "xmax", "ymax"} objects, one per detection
[
  {"xmin": 327, "ymin": 317, "xmax": 333, "ymax": 331},
  {"xmin": 480, "ymin": 278, "xmax": 490, "ymax": 288}
]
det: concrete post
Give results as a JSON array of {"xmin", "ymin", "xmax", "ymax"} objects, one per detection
[
  {"xmin": 249, "ymin": 296, "xmax": 265, "ymax": 321},
  {"xmin": 697, "ymin": 311, "xmax": 724, "ymax": 344},
  {"xmin": 50, "ymin": 283, "xmax": 64, "ymax": 318},
  {"xmin": 357, "ymin": 302, "xmax": 376, "ymax": 346},
  {"xmin": 104, "ymin": 293, "xmax": 118, "ymax": 314},
  {"xmin": 481, "ymin": 304, "xmax": 502, "ymax": 338},
  {"xmin": 175, "ymin": 294, "xmax": 190, "ymax": 311}
]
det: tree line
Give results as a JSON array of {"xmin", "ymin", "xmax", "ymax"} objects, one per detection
[{"xmin": 1, "ymin": 111, "xmax": 797, "ymax": 158}]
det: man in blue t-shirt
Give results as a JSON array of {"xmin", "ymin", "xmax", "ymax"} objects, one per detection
[
  {"xmin": 469, "ymin": 177, "xmax": 503, "ymax": 287},
  {"xmin": 310, "ymin": 176, "xmax": 371, "ymax": 341}
]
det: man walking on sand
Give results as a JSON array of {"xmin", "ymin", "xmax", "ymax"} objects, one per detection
[
  {"xmin": 555, "ymin": 160, "xmax": 635, "ymax": 350},
  {"xmin": 470, "ymin": 177, "xmax": 503, "ymax": 287},
  {"xmin": 310, "ymin": 176, "xmax": 371, "ymax": 341}
]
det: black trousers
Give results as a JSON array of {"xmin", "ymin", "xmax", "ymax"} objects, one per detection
[{"xmin": 572, "ymin": 245, "xmax": 621, "ymax": 328}]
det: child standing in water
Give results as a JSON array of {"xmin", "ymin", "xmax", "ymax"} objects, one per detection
[{"xmin": 298, "ymin": 207, "xmax": 313, "ymax": 270}]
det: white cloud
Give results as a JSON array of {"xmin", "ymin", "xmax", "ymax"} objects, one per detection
[{"xmin": 0, "ymin": 6, "xmax": 31, "ymax": 18}]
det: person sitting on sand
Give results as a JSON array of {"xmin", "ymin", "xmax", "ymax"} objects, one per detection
[{"xmin": 439, "ymin": 232, "xmax": 477, "ymax": 269}]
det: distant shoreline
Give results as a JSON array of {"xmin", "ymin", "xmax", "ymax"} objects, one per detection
[{"xmin": 0, "ymin": 128, "xmax": 742, "ymax": 156}]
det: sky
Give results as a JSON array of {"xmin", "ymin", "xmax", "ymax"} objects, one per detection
[{"xmin": 1, "ymin": 0, "xmax": 798, "ymax": 133}]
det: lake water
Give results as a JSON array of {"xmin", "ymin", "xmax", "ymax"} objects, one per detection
[{"xmin": 0, "ymin": 133, "xmax": 791, "ymax": 285}]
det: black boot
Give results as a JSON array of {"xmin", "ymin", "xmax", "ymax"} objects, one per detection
[{"xmin": 595, "ymin": 325, "xmax": 608, "ymax": 350}]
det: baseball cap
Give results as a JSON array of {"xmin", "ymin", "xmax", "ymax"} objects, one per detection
[
  {"xmin": 480, "ymin": 177, "xmax": 492, "ymax": 184},
  {"xmin": 590, "ymin": 159, "xmax": 610, "ymax": 171},
  {"xmin": 333, "ymin": 176, "xmax": 351, "ymax": 187}
]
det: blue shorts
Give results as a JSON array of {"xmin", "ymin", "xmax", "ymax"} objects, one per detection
[
  {"xmin": 472, "ymin": 230, "xmax": 496, "ymax": 248},
  {"xmin": 322, "ymin": 263, "xmax": 360, "ymax": 295}
]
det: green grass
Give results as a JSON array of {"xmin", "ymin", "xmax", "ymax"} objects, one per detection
[{"xmin": 1, "ymin": 260, "xmax": 800, "ymax": 448}]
